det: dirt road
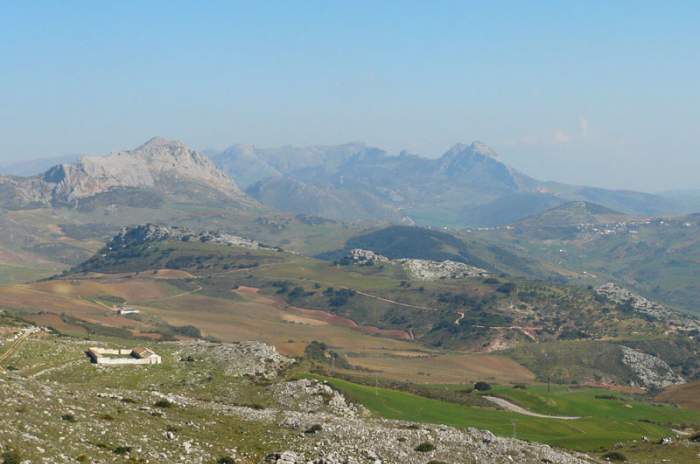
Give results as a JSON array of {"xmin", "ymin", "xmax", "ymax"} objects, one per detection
[
  {"xmin": 0, "ymin": 329, "xmax": 35, "ymax": 372},
  {"xmin": 483, "ymin": 396, "xmax": 581, "ymax": 420}
]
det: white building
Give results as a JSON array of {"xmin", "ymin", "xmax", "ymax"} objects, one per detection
[{"xmin": 87, "ymin": 346, "xmax": 162, "ymax": 365}]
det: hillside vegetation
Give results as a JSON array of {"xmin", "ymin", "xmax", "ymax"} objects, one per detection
[
  {"xmin": 473, "ymin": 210, "xmax": 700, "ymax": 314},
  {"xmin": 45, "ymin": 224, "xmax": 697, "ymax": 391}
]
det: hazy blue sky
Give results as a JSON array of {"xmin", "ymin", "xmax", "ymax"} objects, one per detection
[{"xmin": 1, "ymin": 1, "xmax": 698, "ymax": 191}]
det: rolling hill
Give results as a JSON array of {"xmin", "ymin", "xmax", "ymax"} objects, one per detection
[
  {"xmin": 511, "ymin": 201, "xmax": 633, "ymax": 239},
  {"xmin": 470, "ymin": 206, "xmax": 700, "ymax": 314},
  {"xmin": 55, "ymin": 224, "xmax": 700, "ymax": 384},
  {"xmin": 0, "ymin": 138, "xmax": 368, "ymax": 284}
]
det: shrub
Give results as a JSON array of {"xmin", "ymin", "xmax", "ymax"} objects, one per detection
[
  {"xmin": 601, "ymin": 451, "xmax": 627, "ymax": 461},
  {"xmin": 496, "ymin": 282, "xmax": 516, "ymax": 294},
  {"xmin": 304, "ymin": 424, "xmax": 323, "ymax": 434},
  {"xmin": 414, "ymin": 442, "xmax": 435, "ymax": 452},
  {"xmin": 61, "ymin": 413, "xmax": 77, "ymax": 422},
  {"xmin": 154, "ymin": 399, "xmax": 173, "ymax": 408},
  {"xmin": 2, "ymin": 450, "xmax": 22, "ymax": 464},
  {"xmin": 474, "ymin": 381, "xmax": 492, "ymax": 392},
  {"xmin": 113, "ymin": 446, "xmax": 132, "ymax": 455},
  {"xmin": 217, "ymin": 457, "xmax": 236, "ymax": 464},
  {"xmin": 288, "ymin": 286, "xmax": 306, "ymax": 299}
]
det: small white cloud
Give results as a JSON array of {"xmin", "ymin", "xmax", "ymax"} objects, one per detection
[{"xmin": 553, "ymin": 129, "xmax": 571, "ymax": 144}]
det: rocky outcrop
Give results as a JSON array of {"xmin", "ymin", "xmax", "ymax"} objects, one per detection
[
  {"xmin": 348, "ymin": 248, "xmax": 488, "ymax": 280},
  {"xmin": 399, "ymin": 258, "xmax": 488, "ymax": 280},
  {"xmin": 267, "ymin": 415, "xmax": 592, "ymax": 464},
  {"xmin": 272, "ymin": 379, "xmax": 361, "ymax": 418},
  {"xmin": 108, "ymin": 224, "xmax": 271, "ymax": 251},
  {"xmin": 620, "ymin": 346, "xmax": 685, "ymax": 390},
  {"xmin": 596, "ymin": 283, "xmax": 673, "ymax": 321},
  {"xmin": 177, "ymin": 340, "xmax": 294, "ymax": 380},
  {"xmin": 348, "ymin": 249, "xmax": 391, "ymax": 265},
  {"xmin": 0, "ymin": 137, "xmax": 248, "ymax": 208},
  {"xmin": 596, "ymin": 283, "xmax": 700, "ymax": 334}
]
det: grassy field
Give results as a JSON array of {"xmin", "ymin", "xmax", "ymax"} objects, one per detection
[
  {"xmin": 0, "ymin": 262, "xmax": 62, "ymax": 284},
  {"xmin": 489, "ymin": 384, "xmax": 700, "ymax": 425},
  {"xmin": 317, "ymin": 375, "xmax": 700, "ymax": 452}
]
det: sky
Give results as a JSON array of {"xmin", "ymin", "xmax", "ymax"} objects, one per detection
[{"xmin": 1, "ymin": 1, "xmax": 698, "ymax": 192}]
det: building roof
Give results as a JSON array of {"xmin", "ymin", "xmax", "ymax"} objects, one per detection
[{"xmin": 131, "ymin": 347, "xmax": 154, "ymax": 358}]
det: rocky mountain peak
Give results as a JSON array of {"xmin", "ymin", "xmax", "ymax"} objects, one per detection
[
  {"xmin": 469, "ymin": 141, "xmax": 500, "ymax": 158},
  {"xmin": 135, "ymin": 136, "xmax": 185, "ymax": 151},
  {"xmin": 442, "ymin": 141, "xmax": 500, "ymax": 162},
  {"xmin": 1, "ymin": 138, "xmax": 249, "ymax": 209},
  {"xmin": 436, "ymin": 141, "xmax": 518, "ymax": 191},
  {"xmin": 223, "ymin": 143, "xmax": 257, "ymax": 156}
]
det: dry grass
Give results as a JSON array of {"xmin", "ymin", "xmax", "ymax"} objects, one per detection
[
  {"xmin": 657, "ymin": 381, "xmax": 700, "ymax": 412},
  {"xmin": 0, "ymin": 275, "xmax": 535, "ymax": 383},
  {"xmin": 280, "ymin": 313, "xmax": 329, "ymax": 326},
  {"xmin": 347, "ymin": 351, "xmax": 535, "ymax": 384}
]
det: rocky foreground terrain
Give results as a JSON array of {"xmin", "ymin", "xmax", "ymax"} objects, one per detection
[
  {"xmin": 0, "ymin": 329, "xmax": 592, "ymax": 464},
  {"xmin": 0, "ymin": 373, "xmax": 592, "ymax": 464}
]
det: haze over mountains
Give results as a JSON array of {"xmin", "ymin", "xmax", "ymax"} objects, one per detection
[
  {"xmin": 212, "ymin": 140, "xmax": 684, "ymax": 225},
  {"xmin": 0, "ymin": 137, "xmax": 251, "ymax": 210},
  {"xmin": 1, "ymin": 137, "xmax": 697, "ymax": 228}
]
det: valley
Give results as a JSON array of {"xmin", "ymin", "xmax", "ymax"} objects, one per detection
[{"xmin": 1, "ymin": 139, "xmax": 700, "ymax": 463}]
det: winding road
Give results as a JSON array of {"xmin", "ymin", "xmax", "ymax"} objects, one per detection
[{"xmin": 483, "ymin": 396, "xmax": 581, "ymax": 420}]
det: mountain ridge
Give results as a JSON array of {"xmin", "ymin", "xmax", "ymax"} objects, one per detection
[
  {"xmin": 0, "ymin": 137, "xmax": 251, "ymax": 209},
  {"xmin": 210, "ymin": 141, "xmax": 681, "ymax": 225}
]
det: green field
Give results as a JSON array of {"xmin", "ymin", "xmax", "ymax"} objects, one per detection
[
  {"xmin": 317, "ymin": 375, "xmax": 700, "ymax": 451},
  {"xmin": 0, "ymin": 263, "xmax": 55, "ymax": 284}
]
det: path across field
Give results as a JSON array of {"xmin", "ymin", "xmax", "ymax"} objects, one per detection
[
  {"xmin": 0, "ymin": 329, "xmax": 35, "ymax": 372},
  {"xmin": 483, "ymin": 396, "xmax": 581, "ymax": 420}
]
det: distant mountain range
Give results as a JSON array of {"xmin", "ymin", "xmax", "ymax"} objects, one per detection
[
  {"xmin": 0, "ymin": 137, "xmax": 695, "ymax": 227},
  {"xmin": 0, "ymin": 154, "xmax": 81, "ymax": 177},
  {"xmin": 209, "ymin": 141, "xmax": 684, "ymax": 226}
]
